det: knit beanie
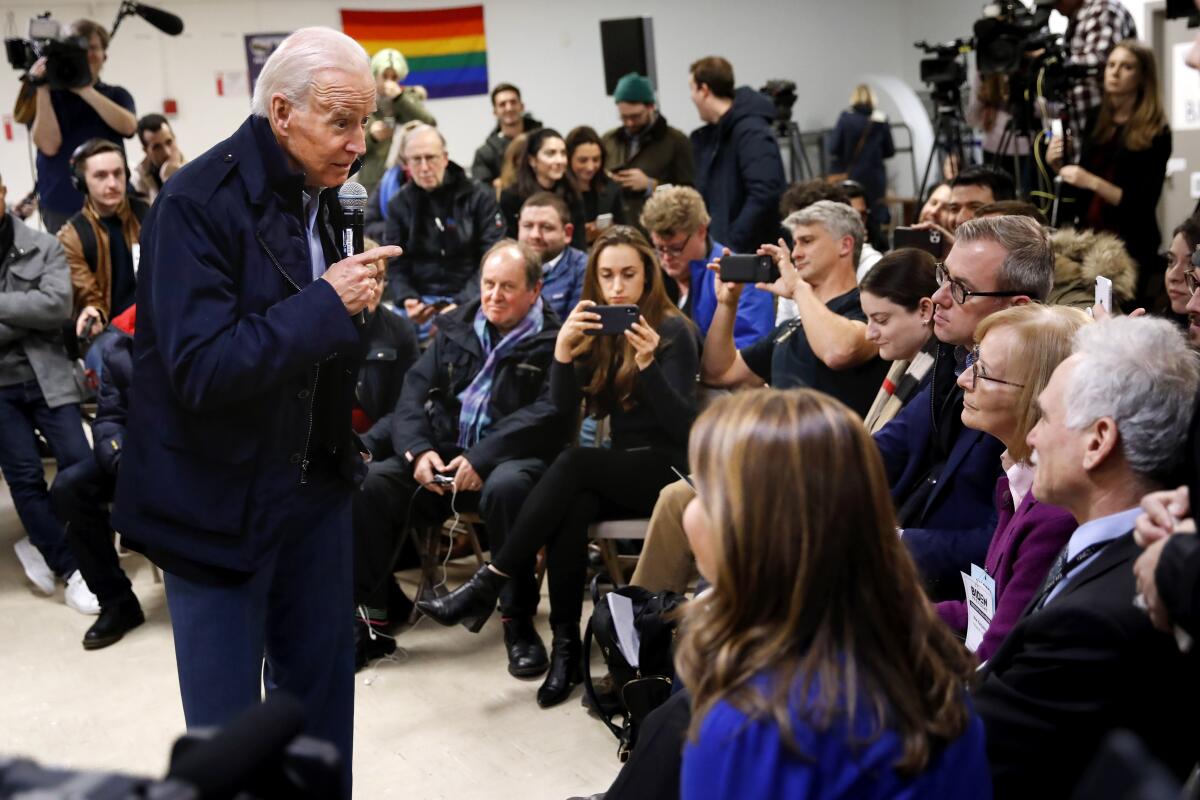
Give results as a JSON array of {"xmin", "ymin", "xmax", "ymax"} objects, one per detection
[
  {"xmin": 613, "ymin": 72, "xmax": 655, "ymax": 104},
  {"xmin": 370, "ymin": 48, "xmax": 409, "ymax": 82}
]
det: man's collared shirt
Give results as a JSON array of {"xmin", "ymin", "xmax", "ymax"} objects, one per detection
[
  {"xmin": 542, "ymin": 248, "xmax": 566, "ymax": 276},
  {"xmin": 1043, "ymin": 506, "xmax": 1141, "ymax": 606},
  {"xmin": 302, "ymin": 189, "xmax": 326, "ymax": 282}
]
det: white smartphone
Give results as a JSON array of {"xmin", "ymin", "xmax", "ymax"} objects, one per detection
[
  {"xmin": 1095, "ymin": 275, "xmax": 1113, "ymax": 313},
  {"xmin": 1050, "ymin": 119, "xmax": 1064, "ymax": 141},
  {"xmin": 595, "ymin": 213, "xmax": 614, "ymax": 231}
]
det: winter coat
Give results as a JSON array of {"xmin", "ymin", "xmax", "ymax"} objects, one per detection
[
  {"xmin": 57, "ymin": 195, "xmax": 149, "ymax": 319},
  {"xmin": 390, "ymin": 299, "xmax": 567, "ymax": 477},
  {"xmin": 602, "ymin": 113, "xmax": 696, "ymax": 225},
  {"xmin": 1048, "ymin": 226, "xmax": 1138, "ymax": 311},
  {"xmin": 382, "ymin": 161, "xmax": 506, "ymax": 303},
  {"xmin": 690, "ymin": 87, "xmax": 787, "ymax": 254},
  {"xmin": 93, "ymin": 329, "xmax": 132, "ymax": 476},
  {"xmin": 356, "ymin": 309, "xmax": 421, "ymax": 461},
  {"xmin": 471, "ymin": 113, "xmax": 543, "ymax": 185}
]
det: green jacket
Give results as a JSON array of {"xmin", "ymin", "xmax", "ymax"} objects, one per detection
[{"xmin": 602, "ymin": 113, "xmax": 695, "ymax": 226}]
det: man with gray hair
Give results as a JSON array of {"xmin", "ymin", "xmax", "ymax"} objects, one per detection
[
  {"xmin": 111, "ymin": 27, "xmax": 398, "ymax": 796},
  {"xmin": 701, "ymin": 200, "xmax": 888, "ymax": 416},
  {"xmin": 875, "ymin": 214, "xmax": 1054, "ymax": 600},
  {"xmin": 975, "ymin": 315, "xmax": 1200, "ymax": 798}
]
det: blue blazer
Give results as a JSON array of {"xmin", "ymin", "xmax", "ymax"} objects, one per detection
[
  {"xmin": 873, "ymin": 348, "xmax": 1004, "ymax": 596},
  {"xmin": 112, "ymin": 115, "xmax": 367, "ymax": 573}
]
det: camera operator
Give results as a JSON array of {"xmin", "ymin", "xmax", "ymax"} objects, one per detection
[
  {"xmin": 1055, "ymin": 0, "xmax": 1137, "ymax": 144},
  {"xmin": 1047, "ymin": 40, "xmax": 1170, "ymax": 311},
  {"xmin": 28, "ymin": 19, "xmax": 136, "ymax": 234}
]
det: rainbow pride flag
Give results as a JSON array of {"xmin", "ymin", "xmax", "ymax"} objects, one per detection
[{"xmin": 341, "ymin": 6, "xmax": 489, "ymax": 99}]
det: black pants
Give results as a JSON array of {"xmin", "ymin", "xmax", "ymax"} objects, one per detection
[
  {"xmin": 352, "ymin": 454, "xmax": 547, "ymax": 617},
  {"xmin": 606, "ymin": 689, "xmax": 691, "ymax": 800},
  {"xmin": 491, "ymin": 446, "xmax": 682, "ymax": 629},
  {"xmin": 49, "ymin": 458, "xmax": 133, "ymax": 607}
]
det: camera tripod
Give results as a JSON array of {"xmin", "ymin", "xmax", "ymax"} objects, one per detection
[
  {"xmin": 775, "ymin": 120, "xmax": 815, "ymax": 183},
  {"xmin": 918, "ymin": 90, "xmax": 973, "ymax": 201}
]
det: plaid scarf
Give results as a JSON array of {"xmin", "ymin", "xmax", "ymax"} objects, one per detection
[{"xmin": 457, "ymin": 298, "xmax": 545, "ymax": 448}]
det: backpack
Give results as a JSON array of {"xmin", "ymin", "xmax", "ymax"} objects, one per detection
[{"xmin": 582, "ymin": 577, "xmax": 686, "ymax": 761}]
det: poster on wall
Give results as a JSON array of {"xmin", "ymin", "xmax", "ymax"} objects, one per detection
[
  {"xmin": 340, "ymin": 6, "xmax": 489, "ymax": 99},
  {"xmin": 244, "ymin": 33, "xmax": 291, "ymax": 98}
]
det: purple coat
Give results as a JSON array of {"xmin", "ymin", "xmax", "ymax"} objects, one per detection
[{"xmin": 935, "ymin": 475, "xmax": 1076, "ymax": 662}]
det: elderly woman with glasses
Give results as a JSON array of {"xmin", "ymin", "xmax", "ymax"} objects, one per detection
[{"xmin": 934, "ymin": 304, "xmax": 1091, "ymax": 662}]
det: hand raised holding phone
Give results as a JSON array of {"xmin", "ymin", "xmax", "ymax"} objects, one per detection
[{"xmin": 555, "ymin": 300, "xmax": 603, "ymax": 361}]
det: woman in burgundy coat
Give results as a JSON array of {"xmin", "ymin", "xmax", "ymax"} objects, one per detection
[{"xmin": 935, "ymin": 304, "xmax": 1090, "ymax": 662}]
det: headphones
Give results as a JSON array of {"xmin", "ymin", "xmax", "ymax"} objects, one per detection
[{"xmin": 69, "ymin": 138, "xmax": 128, "ymax": 195}]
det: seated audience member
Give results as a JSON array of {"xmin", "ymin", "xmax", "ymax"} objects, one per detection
[
  {"xmin": 515, "ymin": 192, "xmax": 586, "ymax": 320},
  {"xmin": 473, "ymin": 83, "xmax": 542, "ymax": 189},
  {"xmin": 676, "ymin": 389, "xmax": 987, "ymax": 799},
  {"xmin": 1162, "ymin": 217, "xmax": 1199, "ymax": 335},
  {"xmin": 353, "ymin": 239, "xmax": 420, "ymax": 443},
  {"xmin": 916, "ymin": 165, "xmax": 1016, "ymax": 244},
  {"xmin": 875, "ymin": 215, "xmax": 1053, "ymax": 599},
  {"xmin": 602, "ymin": 72, "xmax": 696, "ymax": 227},
  {"xmin": 861, "ymin": 248, "xmax": 939, "ymax": 434},
  {"xmin": 688, "ymin": 56, "xmax": 786, "ymax": 254},
  {"xmin": 1049, "ymin": 40, "xmax": 1171, "ymax": 312},
  {"xmin": 0, "ymin": 171, "xmax": 97, "ymax": 612},
  {"xmin": 702, "ymin": 201, "xmax": 888, "ymax": 417},
  {"xmin": 354, "ymin": 240, "xmax": 565, "ymax": 673},
  {"xmin": 934, "ymin": 304, "xmax": 1089, "ymax": 662},
  {"xmin": 358, "ymin": 49, "xmax": 435, "ymax": 195},
  {"xmin": 837, "ymin": 178, "xmax": 887, "ymax": 255},
  {"xmin": 640, "ymin": 185, "xmax": 774, "ymax": 347},
  {"xmin": 918, "ymin": 181, "xmax": 952, "ymax": 227},
  {"xmin": 975, "ymin": 315, "xmax": 1200, "ymax": 798},
  {"xmin": 50, "ymin": 306, "xmax": 144, "ymax": 649},
  {"xmin": 565, "ymin": 126, "xmax": 626, "ymax": 243},
  {"xmin": 382, "ymin": 124, "xmax": 505, "ymax": 330},
  {"xmin": 364, "ymin": 119, "xmax": 423, "ymax": 242},
  {"xmin": 418, "ymin": 227, "xmax": 699, "ymax": 709},
  {"xmin": 58, "ymin": 139, "xmax": 147, "ymax": 357},
  {"xmin": 499, "ymin": 128, "xmax": 587, "ymax": 249},
  {"xmin": 132, "ymin": 114, "xmax": 183, "ymax": 203}
]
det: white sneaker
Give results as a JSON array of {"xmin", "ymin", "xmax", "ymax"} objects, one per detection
[
  {"xmin": 65, "ymin": 570, "xmax": 100, "ymax": 615},
  {"xmin": 13, "ymin": 537, "xmax": 55, "ymax": 596}
]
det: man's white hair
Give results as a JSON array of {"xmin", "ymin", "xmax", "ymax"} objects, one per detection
[
  {"xmin": 1065, "ymin": 316, "xmax": 1200, "ymax": 480},
  {"xmin": 251, "ymin": 27, "xmax": 370, "ymax": 117}
]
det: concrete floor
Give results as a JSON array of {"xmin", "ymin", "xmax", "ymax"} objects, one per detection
[{"xmin": 0, "ymin": 480, "xmax": 622, "ymax": 799}]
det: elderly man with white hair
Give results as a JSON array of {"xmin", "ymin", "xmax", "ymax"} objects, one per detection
[
  {"xmin": 111, "ymin": 28, "xmax": 399, "ymax": 796},
  {"xmin": 973, "ymin": 315, "xmax": 1200, "ymax": 799}
]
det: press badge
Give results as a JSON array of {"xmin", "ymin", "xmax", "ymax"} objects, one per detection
[{"xmin": 960, "ymin": 564, "xmax": 996, "ymax": 653}]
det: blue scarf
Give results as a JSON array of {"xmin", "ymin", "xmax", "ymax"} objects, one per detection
[{"xmin": 457, "ymin": 298, "xmax": 545, "ymax": 448}]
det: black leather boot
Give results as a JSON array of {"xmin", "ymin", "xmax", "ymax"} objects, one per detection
[
  {"xmin": 416, "ymin": 564, "xmax": 505, "ymax": 632},
  {"xmin": 503, "ymin": 616, "xmax": 549, "ymax": 677},
  {"xmin": 537, "ymin": 623, "xmax": 583, "ymax": 708},
  {"xmin": 82, "ymin": 594, "xmax": 144, "ymax": 651}
]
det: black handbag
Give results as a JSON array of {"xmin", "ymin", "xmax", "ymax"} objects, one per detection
[{"xmin": 581, "ymin": 576, "xmax": 686, "ymax": 761}]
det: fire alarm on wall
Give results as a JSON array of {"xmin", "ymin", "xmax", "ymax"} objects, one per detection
[{"xmin": 163, "ymin": 99, "xmax": 178, "ymax": 115}]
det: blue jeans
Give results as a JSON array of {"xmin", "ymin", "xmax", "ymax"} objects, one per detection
[
  {"xmin": 163, "ymin": 470, "xmax": 355, "ymax": 799},
  {"xmin": 0, "ymin": 380, "xmax": 89, "ymax": 576}
]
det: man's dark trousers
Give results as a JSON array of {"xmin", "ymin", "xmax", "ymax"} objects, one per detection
[
  {"xmin": 354, "ymin": 455, "xmax": 547, "ymax": 616},
  {"xmin": 0, "ymin": 379, "xmax": 90, "ymax": 576},
  {"xmin": 162, "ymin": 465, "xmax": 355, "ymax": 798},
  {"xmin": 50, "ymin": 458, "xmax": 133, "ymax": 605}
]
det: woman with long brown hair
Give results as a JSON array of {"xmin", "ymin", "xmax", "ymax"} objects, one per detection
[
  {"xmin": 419, "ymin": 226, "xmax": 699, "ymax": 708},
  {"xmin": 1048, "ymin": 39, "xmax": 1172, "ymax": 310},
  {"xmin": 676, "ymin": 389, "xmax": 987, "ymax": 797}
]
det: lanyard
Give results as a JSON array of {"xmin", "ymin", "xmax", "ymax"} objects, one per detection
[{"xmin": 1038, "ymin": 541, "xmax": 1108, "ymax": 608}]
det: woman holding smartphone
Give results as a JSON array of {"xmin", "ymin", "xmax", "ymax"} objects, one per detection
[
  {"xmin": 419, "ymin": 226, "xmax": 698, "ymax": 707},
  {"xmin": 566, "ymin": 125, "xmax": 627, "ymax": 244}
]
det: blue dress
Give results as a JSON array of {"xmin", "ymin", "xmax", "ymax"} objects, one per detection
[{"xmin": 682, "ymin": 675, "xmax": 989, "ymax": 799}]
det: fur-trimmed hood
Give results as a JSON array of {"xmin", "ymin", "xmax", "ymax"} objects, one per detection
[{"xmin": 1051, "ymin": 227, "xmax": 1138, "ymax": 303}]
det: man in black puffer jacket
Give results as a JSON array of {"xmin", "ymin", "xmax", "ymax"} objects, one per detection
[
  {"xmin": 50, "ymin": 307, "xmax": 144, "ymax": 650},
  {"xmin": 353, "ymin": 240, "xmax": 569, "ymax": 674},
  {"xmin": 381, "ymin": 124, "xmax": 505, "ymax": 332}
]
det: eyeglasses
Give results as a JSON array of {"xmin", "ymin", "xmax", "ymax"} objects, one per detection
[
  {"xmin": 653, "ymin": 231, "xmax": 694, "ymax": 258},
  {"xmin": 970, "ymin": 344, "xmax": 1025, "ymax": 390},
  {"xmin": 1186, "ymin": 270, "xmax": 1200, "ymax": 296},
  {"xmin": 935, "ymin": 263, "xmax": 1027, "ymax": 305}
]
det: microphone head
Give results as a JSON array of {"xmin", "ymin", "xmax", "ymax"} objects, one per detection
[
  {"xmin": 133, "ymin": 2, "xmax": 185, "ymax": 36},
  {"xmin": 338, "ymin": 181, "xmax": 368, "ymax": 211}
]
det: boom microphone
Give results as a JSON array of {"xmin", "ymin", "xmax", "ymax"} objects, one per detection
[{"xmin": 128, "ymin": 2, "xmax": 185, "ymax": 36}]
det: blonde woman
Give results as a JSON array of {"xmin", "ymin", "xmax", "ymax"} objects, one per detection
[{"xmin": 676, "ymin": 389, "xmax": 986, "ymax": 797}]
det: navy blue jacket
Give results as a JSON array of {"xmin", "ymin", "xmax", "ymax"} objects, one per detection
[
  {"xmin": 828, "ymin": 105, "xmax": 895, "ymax": 211},
  {"xmin": 112, "ymin": 115, "xmax": 367, "ymax": 573},
  {"xmin": 93, "ymin": 329, "xmax": 133, "ymax": 477},
  {"xmin": 690, "ymin": 87, "xmax": 786, "ymax": 254},
  {"xmin": 873, "ymin": 343, "xmax": 1004, "ymax": 597}
]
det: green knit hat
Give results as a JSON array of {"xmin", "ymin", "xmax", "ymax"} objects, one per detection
[{"xmin": 613, "ymin": 72, "xmax": 655, "ymax": 104}]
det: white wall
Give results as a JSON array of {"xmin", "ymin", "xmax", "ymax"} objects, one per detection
[{"xmin": 0, "ymin": 0, "xmax": 987, "ymax": 208}]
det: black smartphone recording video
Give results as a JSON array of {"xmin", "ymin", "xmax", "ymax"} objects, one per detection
[
  {"xmin": 585, "ymin": 304, "xmax": 639, "ymax": 336},
  {"xmin": 718, "ymin": 255, "xmax": 780, "ymax": 284}
]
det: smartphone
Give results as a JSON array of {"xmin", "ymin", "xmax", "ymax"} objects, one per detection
[
  {"xmin": 429, "ymin": 299, "xmax": 453, "ymax": 311},
  {"xmin": 719, "ymin": 255, "xmax": 780, "ymax": 284},
  {"xmin": 432, "ymin": 473, "xmax": 455, "ymax": 486},
  {"xmin": 892, "ymin": 226, "xmax": 946, "ymax": 258},
  {"xmin": 595, "ymin": 213, "xmax": 614, "ymax": 231},
  {"xmin": 1095, "ymin": 275, "xmax": 1113, "ymax": 313},
  {"xmin": 585, "ymin": 304, "xmax": 639, "ymax": 336}
]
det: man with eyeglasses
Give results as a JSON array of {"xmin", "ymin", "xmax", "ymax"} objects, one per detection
[
  {"xmin": 382, "ymin": 124, "xmax": 505, "ymax": 333},
  {"xmin": 875, "ymin": 214, "xmax": 1055, "ymax": 600},
  {"xmin": 640, "ymin": 185, "xmax": 773, "ymax": 347}
]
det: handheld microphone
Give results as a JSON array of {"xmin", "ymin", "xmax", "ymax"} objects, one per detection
[
  {"xmin": 128, "ymin": 2, "xmax": 185, "ymax": 35},
  {"xmin": 338, "ymin": 181, "xmax": 369, "ymax": 324}
]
